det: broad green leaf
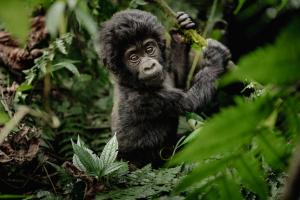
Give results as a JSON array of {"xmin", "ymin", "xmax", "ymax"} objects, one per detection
[
  {"xmin": 0, "ymin": 0, "xmax": 30, "ymax": 44},
  {"xmin": 219, "ymin": 176, "xmax": 243, "ymax": 200},
  {"xmin": 71, "ymin": 138, "xmax": 100, "ymax": 176},
  {"xmin": 46, "ymin": 1, "xmax": 66, "ymax": 37},
  {"xmin": 75, "ymin": 8, "xmax": 98, "ymax": 37},
  {"xmin": 0, "ymin": 104, "xmax": 10, "ymax": 124},
  {"xmin": 234, "ymin": 153, "xmax": 268, "ymax": 199},
  {"xmin": 284, "ymin": 96, "xmax": 300, "ymax": 136},
  {"xmin": 17, "ymin": 83, "xmax": 33, "ymax": 92},
  {"xmin": 100, "ymin": 133, "xmax": 118, "ymax": 168},
  {"xmin": 103, "ymin": 162, "xmax": 126, "ymax": 176},
  {"xmin": 172, "ymin": 96, "xmax": 273, "ymax": 164},
  {"xmin": 176, "ymin": 154, "xmax": 238, "ymax": 191},
  {"xmin": 255, "ymin": 129, "xmax": 287, "ymax": 169},
  {"xmin": 72, "ymin": 154, "xmax": 87, "ymax": 172}
]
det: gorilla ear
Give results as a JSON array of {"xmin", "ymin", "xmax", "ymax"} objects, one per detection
[{"xmin": 101, "ymin": 49, "xmax": 120, "ymax": 74}]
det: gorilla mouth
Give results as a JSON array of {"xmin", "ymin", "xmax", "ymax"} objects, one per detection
[{"xmin": 142, "ymin": 72, "xmax": 164, "ymax": 85}]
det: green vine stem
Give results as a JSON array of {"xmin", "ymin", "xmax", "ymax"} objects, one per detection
[
  {"xmin": 152, "ymin": 0, "xmax": 207, "ymax": 48},
  {"xmin": 151, "ymin": 0, "xmax": 208, "ymax": 90},
  {"xmin": 186, "ymin": 50, "xmax": 201, "ymax": 89},
  {"xmin": 185, "ymin": 0, "xmax": 218, "ymax": 89}
]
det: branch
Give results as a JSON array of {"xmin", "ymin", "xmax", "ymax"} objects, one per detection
[
  {"xmin": 0, "ymin": 106, "xmax": 60, "ymax": 145},
  {"xmin": 282, "ymin": 143, "xmax": 300, "ymax": 200}
]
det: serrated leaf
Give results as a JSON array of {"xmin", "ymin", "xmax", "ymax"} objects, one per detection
[
  {"xmin": 176, "ymin": 155, "xmax": 238, "ymax": 191},
  {"xmin": 71, "ymin": 138, "xmax": 100, "ymax": 176},
  {"xmin": 103, "ymin": 162, "xmax": 126, "ymax": 176},
  {"xmin": 72, "ymin": 154, "xmax": 87, "ymax": 172},
  {"xmin": 234, "ymin": 153, "xmax": 268, "ymax": 199},
  {"xmin": 219, "ymin": 176, "xmax": 243, "ymax": 200},
  {"xmin": 55, "ymin": 40, "xmax": 67, "ymax": 54},
  {"xmin": 100, "ymin": 133, "xmax": 118, "ymax": 168},
  {"xmin": 172, "ymin": 96, "xmax": 273, "ymax": 164},
  {"xmin": 53, "ymin": 61, "xmax": 80, "ymax": 77},
  {"xmin": 255, "ymin": 130, "xmax": 286, "ymax": 169}
]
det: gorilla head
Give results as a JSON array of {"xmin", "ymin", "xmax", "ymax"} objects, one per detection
[{"xmin": 99, "ymin": 9, "xmax": 167, "ymax": 88}]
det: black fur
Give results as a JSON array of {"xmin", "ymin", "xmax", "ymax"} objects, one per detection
[{"xmin": 98, "ymin": 9, "xmax": 231, "ymax": 166}]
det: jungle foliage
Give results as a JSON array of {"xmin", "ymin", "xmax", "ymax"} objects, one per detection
[{"xmin": 0, "ymin": 0, "xmax": 299, "ymax": 199}]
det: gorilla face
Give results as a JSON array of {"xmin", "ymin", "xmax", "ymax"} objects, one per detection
[
  {"xmin": 123, "ymin": 38, "xmax": 164, "ymax": 87},
  {"xmin": 99, "ymin": 9, "xmax": 167, "ymax": 89}
]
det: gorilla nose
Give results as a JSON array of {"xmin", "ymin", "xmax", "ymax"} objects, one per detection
[{"xmin": 143, "ymin": 63, "xmax": 156, "ymax": 73}]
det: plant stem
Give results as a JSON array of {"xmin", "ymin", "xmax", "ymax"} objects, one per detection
[
  {"xmin": 0, "ymin": 106, "xmax": 30, "ymax": 145},
  {"xmin": 186, "ymin": 50, "xmax": 201, "ymax": 89},
  {"xmin": 152, "ymin": 0, "xmax": 207, "ymax": 47},
  {"xmin": 203, "ymin": 0, "xmax": 218, "ymax": 37},
  {"xmin": 152, "ymin": 0, "xmax": 177, "ymax": 18},
  {"xmin": 0, "ymin": 106, "xmax": 60, "ymax": 145},
  {"xmin": 186, "ymin": 0, "xmax": 218, "ymax": 88},
  {"xmin": 43, "ymin": 63, "xmax": 51, "ymax": 112}
]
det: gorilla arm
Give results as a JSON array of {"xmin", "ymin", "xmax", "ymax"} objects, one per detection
[{"xmin": 159, "ymin": 39, "xmax": 231, "ymax": 113}]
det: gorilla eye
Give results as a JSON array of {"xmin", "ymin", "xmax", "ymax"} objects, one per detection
[
  {"xmin": 145, "ymin": 46, "xmax": 155, "ymax": 55},
  {"xmin": 129, "ymin": 54, "xmax": 139, "ymax": 62}
]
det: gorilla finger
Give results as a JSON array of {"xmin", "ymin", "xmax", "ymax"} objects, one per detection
[
  {"xmin": 180, "ymin": 19, "xmax": 192, "ymax": 28},
  {"xmin": 185, "ymin": 22, "xmax": 196, "ymax": 29},
  {"xmin": 177, "ymin": 13, "xmax": 190, "ymax": 22},
  {"xmin": 176, "ymin": 11, "xmax": 185, "ymax": 18}
]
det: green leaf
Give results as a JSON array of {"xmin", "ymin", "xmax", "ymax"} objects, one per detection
[
  {"xmin": 234, "ymin": 0, "xmax": 246, "ymax": 14},
  {"xmin": 71, "ymin": 137, "xmax": 101, "ymax": 176},
  {"xmin": 46, "ymin": 1, "xmax": 66, "ymax": 37},
  {"xmin": 186, "ymin": 112, "xmax": 205, "ymax": 130},
  {"xmin": 172, "ymin": 96, "xmax": 273, "ymax": 164},
  {"xmin": 255, "ymin": 129, "xmax": 286, "ymax": 169},
  {"xmin": 17, "ymin": 83, "xmax": 33, "ymax": 92},
  {"xmin": 72, "ymin": 153, "xmax": 87, "ymax": 172},
  {"xmin": 103, "ymin": 162, "xmax": 126, "ymax": 176},
  {"xmin": 219, "ymin": 176, "xmax": 243, "ymax": 200},
  {"xmin": 75, "ymin": 8, "xmax": 98, "ymax": 37},
  {"xmin": 100, "ymin": 133, "xmax": 118, "ymax": 168},
  {"xmin": 97, "ymin": 165, "xmax": 182, "ymax": 200},
  {"xmin": 129, "ymin": 0, "xmax": 148, "ymax": 9},
  {"xmin": 234, "ymin": 153, "xmax": 268, "ymax": 199},
  {"xmin": 0, "ymin": 0, "xmax": 30, "ymax": 44},
  {"xmin": 176, "ymin": 155, "xmax": 238, "ymax": 191},
  {"xmin": 53, "ymin": 61, "xmax": 80, "ymax": 77},
  {"xmin": 0, "ymin": 104, "xmax": 10, "ymax": 124}
]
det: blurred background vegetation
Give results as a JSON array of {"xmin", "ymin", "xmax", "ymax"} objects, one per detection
[{"xmin": 0, "ymin": 0, "xmax": 299, "ymax": 199}]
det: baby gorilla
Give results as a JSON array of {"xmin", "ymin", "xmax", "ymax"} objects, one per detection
[{"xmin": 99, "ymin": 9, "xmax": 231, "ymax": 167}]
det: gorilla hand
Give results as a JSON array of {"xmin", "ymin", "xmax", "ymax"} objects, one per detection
[{"xmin": 176, "ymin": 11, "xmax": 196, "ymax": 29}]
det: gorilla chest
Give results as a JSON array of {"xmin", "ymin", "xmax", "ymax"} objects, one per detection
[{"xmin": 125, "ymin": 92, "xmax": 176, "ymax": 119}]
